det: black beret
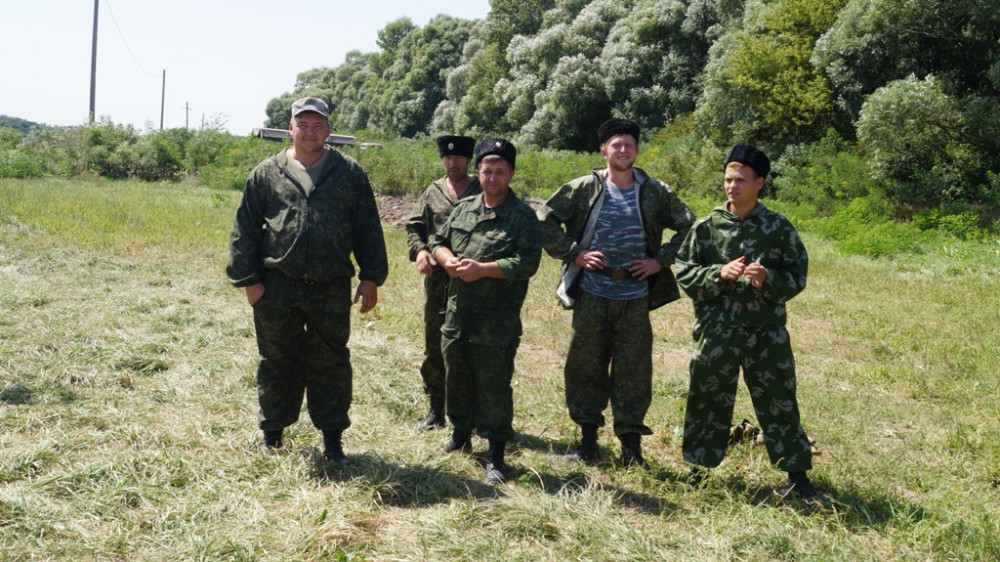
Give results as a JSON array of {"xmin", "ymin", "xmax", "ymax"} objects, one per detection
[
  {"xmin": 474, "ymin": 137, "xmax": 516, "ymax": 169},
  {"xmin": 725, "ymin": 144, "xmax": 770, "ymax": 179},
  {"xmin": 597, "ymin": 118, "xmax": 640, "ymax": 145},
  {"xmin": 436, "ymin": 135, "xmax": 475, "ymax": 158}
]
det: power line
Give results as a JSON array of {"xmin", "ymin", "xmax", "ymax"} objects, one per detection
[{"xmin": 103, "ymin": 0, "xmax": 158, "ymax": 79}]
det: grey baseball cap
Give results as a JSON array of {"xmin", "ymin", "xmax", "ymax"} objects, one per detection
[{"xmin": 291, "ymin": 97, "xmax": 330, "ymax": 119}]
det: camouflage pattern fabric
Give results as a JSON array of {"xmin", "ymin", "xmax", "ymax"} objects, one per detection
[
  {"xmin": 536, "ymin": 167, "xmax": 696, "ymax": 310},
  {"xmin": 253, "ymin": 272, "xmax": 353, "ymax": 432},
  {"xmin": 419, "ymin": 269, "xmax": 449, "ymax": 402},
  {"xmin": 441, "ymin": 336, "xmax": 518, "ymax": 441},
  {"xmin": 675, "ymin": 203, "xmax": 807, "ymax": 326},
  {"xmin": 564, "ymin": 291, "xmax": 653, "ymax": 437},
  {"xmin": 227, "ymin": 148, "xmax": 388, "ymax": 433},
  {"xmin": 431, "ymin": 190, "xmax": 542, "ymax": 440},
  {"xmin": 405, "ymin": 177, "xmax": 482, "ymax": 402},
  {"xmin": 227, "ymin": 148, "xmax": 388, "ymax": 288},
  {"xmin": 537, "ymin": 168, "xmax": 694, "ymax": 438},
  {"xmin": 405, "ymin": 176, "xmax": 482, "ymax": 261},
  {"xmin": 676, "ymin": 202, "xmax": 811, "ymax": 471},
  {"xmin": 682, "ymin": 323, "xmax": 812, "ymax": 471}
]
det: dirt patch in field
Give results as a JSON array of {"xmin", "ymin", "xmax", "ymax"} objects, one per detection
[{"xmin": 378, "ymin": 195, "xmax": 415, "ymax": 230}]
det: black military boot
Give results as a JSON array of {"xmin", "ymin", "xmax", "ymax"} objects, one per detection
[
  {"xmin": 260, "ymin": 429, "xmax": 283, "ymax": 453},
  {"xmin": 417, "ymin": 396, "xmax": 446, "ymax": 431},
  {"xmin": 618, "ymin": 433, "xmax": 646, "ymax": 467},
  {"xmin": 442, "ymin": 430, "xmax": 473, "ymax": 454},
  {"xmin": 485, "ymin": 439, "xmax": 507, "ymax": 484},
  {"xmin": 787, "ymin": 471, "xmax": 819, "ymax": 500},
  {"xmin": 322, "ymin": 430, "xmax": 350, "ymax": 465},
  {"xmin": 565, "ymin": 423, "xmax": 598, "ymax": 462}
]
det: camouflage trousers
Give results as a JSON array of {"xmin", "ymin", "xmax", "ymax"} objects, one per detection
[
  {"xmin": 564, "ymin": 291, "xmax": 653, "ymax": 437},
  {"xmin": 683, "ymin": 322, "xmax": 812, "ymax": 472},
  {"xmin": 252, "ymin": 271, "xmax": 353, "ymax": 433},
  {"xmin": 420, "ymin": 269, "xmax": 449, "ymax": 404},
  {"xmin": 441, "ymin": 331, "xmax": 518, "ymax": 442}
]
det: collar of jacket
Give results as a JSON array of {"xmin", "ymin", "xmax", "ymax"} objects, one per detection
[
  {"xmin": 591, "ymin": 166, "xmax": 648, "ymax": 188},
  {"xmin": 715, "ymin": 201, "xmax": 767, "ymax": 222},
  {"xmin": 274, "ymin": 147, "xmax": 343, "ymax": 176},
  {"xmin": 471, "ymin": 188, "xmax": 522, "ymax": 216}
]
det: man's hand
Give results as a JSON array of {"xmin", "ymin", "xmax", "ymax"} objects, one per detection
[
  {"xmin": 414, "ymin": 249, "xmax": 436, "ymax": 275},
  {"xmin": 454, "ymin": 259, "xmax": 488, "ymax": 282},
  {"xmin": 743, "ymin": 260, "xmax": 767, "ymax": 288},
  {"xmin": 628, "ymin": 257, "xmax": 662, "ymax": 281},
  {"xmin": 574, "ymin": 249, "xmax": 607, "ymax": 271},
  {"xmin": 354, "ymin": 280, "xmax": 378, "ymax": 313},
  {"xmin": 245, "ymin": 283, "xmax": 265, "ymax": 306},
  {"xmin": 720, "ymin": 256, "xmax": 747, "ymax": 281}
]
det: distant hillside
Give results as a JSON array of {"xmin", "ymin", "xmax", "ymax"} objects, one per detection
[{"xmin": 0, "ymin": 115, "xmax": 42, "ymax": 135}]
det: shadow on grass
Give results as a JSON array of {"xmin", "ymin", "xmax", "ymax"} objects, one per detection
[
  {"xmin": 512, "ymin": 465, "xmax": 681, "ymax": 516},
  {"xmin": 309, "ymin": 452, "xmax": 505, "ymax": 506},
  {"xmin": 715, "ymin": 472, "xmax": 931, "ymax": 529}
]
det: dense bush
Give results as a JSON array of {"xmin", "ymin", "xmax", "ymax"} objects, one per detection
[
  {"xmin": 4, "ymin": 122, "xmax": 276, "ymax": 186},
  {"xmin": 771, "ymin": 131, "xmax": 875, "ymax": 215},
  {"xmin": 0, "ymin": 149, "xmax": 46, "ymax": 178}
]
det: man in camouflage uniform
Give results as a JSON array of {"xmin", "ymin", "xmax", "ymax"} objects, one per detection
[
  {"xmin": 537, "ymin": 119, "xmax": 695, "ymax": 466},
  {"xmin": 404, "ymin": 135, "xmax": 481, "ymax": 430},
  {"xmin": 227, "ymin": 97, "xmax": 388, "ymax": 465},
  {"xmin": 430, "ymin": 138, "xmax": 542, "ymax": 484},
  {"xmin": 676, "ymin": 144, "xmax": 817, "ymax": 499}
]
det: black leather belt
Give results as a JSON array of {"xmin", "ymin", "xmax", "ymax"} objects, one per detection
[{"xmin": 591, "ymin": 268, "xmax": 631, "ymax": 281}]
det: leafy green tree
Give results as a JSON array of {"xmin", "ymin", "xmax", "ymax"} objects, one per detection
[
  {"xmin": 448, "ymin": 0, "xmax": 556, "ymax": 135},
  {"xmin": 813, "ymin": 0, "xmax": 1000, "ymax": 120},
  {"xmin": 600, "ymin": 0, "xmax": 720, "ymax": 132},
  {"xmin": 373, "ymin": 16, "xmax": 474, "ymax": 137},
  {"xmin": 504, "ymin": 0, "xmax": 631, "ymax": 149},
  {"xmin": 694, "ymin": 0, "xmax": 847, "ymax": 147},
  {"xmin": 856, "ymin": 75, "xmax": 975, "ymax": 205}
]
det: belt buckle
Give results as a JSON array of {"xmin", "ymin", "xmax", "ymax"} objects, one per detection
[{"xmin": 611, "ymin": 270, "xmax": 629, "ymax": 281}]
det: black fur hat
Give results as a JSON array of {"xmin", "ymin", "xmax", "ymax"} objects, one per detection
[
  {"xmin": 436, "ymin": 135, "xmax": 475, "ymax": 158},
  {"xmin": 597, "ymin": 118, "xmax": 640, "ymax": 145},
  {"xmin": 725, "ymin": 144, "xmax": 770, "ymax": 178},
  {"xmin": 474, "ymin": 138, "xmax": 516, "ymax": 168}
]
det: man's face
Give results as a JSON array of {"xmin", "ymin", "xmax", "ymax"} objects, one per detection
[
  {"xmin": 477, "ymin": 157, "xmax": 514, "ymax": 200},
  {"xmin": 600, "ymin": 134, "xmax": 638, "ymax": 172},
  {"xmin": 724, "ymin": 163, "xmax": 763, "ymax": 209},
  {"xmin": 442, "ymin": 154, "xmax": 471, "ymax": 182},
  {"xmin": 289, "ymin": 112, "xmax": 330, "ymax": 155}
]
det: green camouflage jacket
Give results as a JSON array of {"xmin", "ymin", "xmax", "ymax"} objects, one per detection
[
  {"xmin": 430, "ymin": 190, "xmax": 542, "ymax": 344},
  {"xmin": 536, "ymin": 167, "xmax": 696, "ymax": 310},
  {"xmin": 676, "ymin": 203, "xmax": 807, "ymax": 326},
  {"xmin": 405, "ymin": 176, "xmax": 482, "ymax": 262},
  {"xmin": 226, "ymin": 148, "xmax": 388, "ymax": 287}
]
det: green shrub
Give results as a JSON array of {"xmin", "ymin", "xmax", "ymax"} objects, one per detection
[
  {"xmin": 351, "ymin": 137, "xmax": 440, "ymax": 197},
  {"xmin": 643, "ymin": 120, "xmax": 726, "ymax": 200},
  {"xmin": 0, "ymin": 127, "xmax": 23, "ymax": 150},
  {"xmin": 772, "ymin": 131, "xmax": 875, "ymax": 215},
  {"xmin": 806, "ymin": 197, "xmax": 927, "ymax": 257},
  {"xmin": 913, "ymin": 206, "xmax": 984, "ymax": 240},
  {"xmin": 514, "ymin": 149, "xmax": 599, "ymax": 198},
  {"xmin": 0, "ymin": 149, "xmax": 46, "ymax": 178}
]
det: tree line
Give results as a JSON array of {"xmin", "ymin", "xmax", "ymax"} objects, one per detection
[{"xmin": 264, "ymin": 0, "xmax": 1000, "ymax": 210}]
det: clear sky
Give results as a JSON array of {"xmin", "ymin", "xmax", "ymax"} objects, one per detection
[{"xmin": 0, "ymin": 0, "xmax": 491, "ymax": 134}]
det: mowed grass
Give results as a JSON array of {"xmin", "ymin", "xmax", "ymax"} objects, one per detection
[{"xmin": 1, "ymin": 177, "xmax": 999, "ymax": 561}]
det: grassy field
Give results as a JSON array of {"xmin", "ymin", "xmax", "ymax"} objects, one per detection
[{"xmin": 1, "ymin": 177, "xmax": 999, "ymax": 561}]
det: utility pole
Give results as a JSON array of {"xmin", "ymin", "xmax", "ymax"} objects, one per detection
[
  {"xmin": 185, "ymin": 102, "xmax": 190, "ymax": 129},
  {"xmin": 160, "ymin": 70, "xmax": 166, "ymax": 131},
  {"xmin": 89, "ymin": 0, "xmax": 99, "ymax": 124}
]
